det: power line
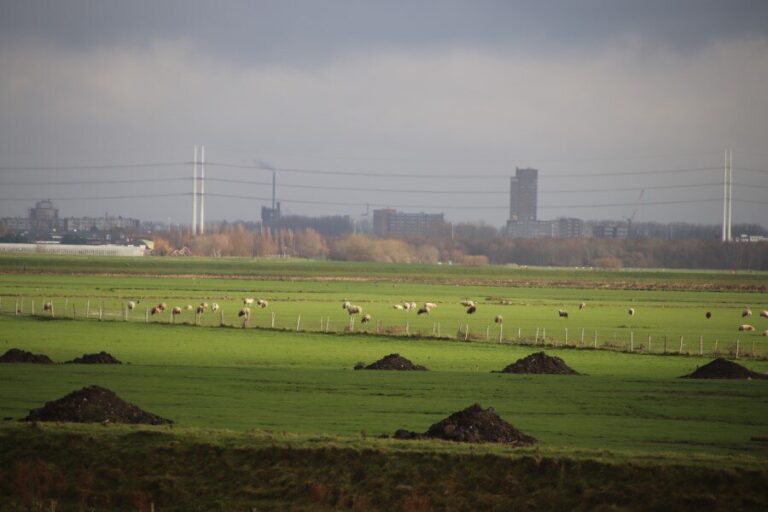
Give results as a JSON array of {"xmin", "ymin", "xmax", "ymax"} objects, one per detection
[{"xmin": 0, "ymin": 162, "xmax": 185, "ymax": 171}]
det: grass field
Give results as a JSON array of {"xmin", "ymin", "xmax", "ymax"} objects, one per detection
[{"xmin": 1, "ymin": 254, "xmax": 767, "ymax": 510}]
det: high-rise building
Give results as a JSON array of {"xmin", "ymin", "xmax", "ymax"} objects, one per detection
[
  {"xmin": 372, "ymin": 209, "xmax": 447, "ymax": 237},
  {"xmin": 509, "ymin": 168, "xmax": 538, "ymax": 222}
]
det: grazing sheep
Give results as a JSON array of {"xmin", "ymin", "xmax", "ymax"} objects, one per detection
[
  {"xmin": 408, "ymin": 301, "xmax": 417, "ymax": 310},
  {"xmin": 742, "ymin": 307, "xmax": 752, "ymax": 318},
  {"xmin": 346, "ymin": 305, "xmax": 362, "ymax": 316},
  {"xmin": 763, "ymin": 329, "xmax": 768, "ymax": 336},
  {"xmin": 256, "ymin": 299, "xmax": 269, "ymax": 308},
  {"xmin": 200, "ymin": 302, "xmax": 209, "ymax": 310},
  {"xmin": 361, "ymin": 314, "xmax": 372, "ymax": 324},
  {"xmin": 43, "ymin": 302, "xmax": 53, "ymax": 312},
  {"xmin": 424, "ymin": 302, "xmax": 437, "ymax": 310},
  {"xmin": 150, "ymin": 306, "xmax": 161, "ymax": 315},
  {"xmin": 185, "ymin": 305, "xmax": 193, "ymax": 311},
  {"xmin": 760, "ymin": 310, "xmax": 768, "ymax": 319},
  {"xmin": 460, "ymin": 300, "xmax": 475, "ymax": 307},
  {"xmin": 342, "ymin": 300, "xmax": 352, "ymax": 310},
  {"xmin": 196, "ymin": 305, "xmax": 206, "ymax": 315},
  {"xmin": 579, "ymin": 302, "xmax": 586, "ymax": 310},
  {"xmin": 210, "ymin": 303, "xmax": 220, "ymax": 312},
  {"xmin": 158, "ymin": 303, "xmax": 167, "ymax": 311},
  {"xmin": 466, "ymin": 305, "xmax": 477, "ymax": 314},
  {"xmin": 705, "ymin": 311, "xmax": 712, "ymax": 319},
  {"xmin": 238, "ymin": 307, "xmax": 251, "ymax": 318},
  {"xmin": 628, "ymin": 308, "xmax": 635, "ymax": 316},
  {"xmin": 127, "ymin": 301, "xmax": 136, "ymax": 311},
  {"xmin": 558, "ymin": 309, "xmax": 569, "ymax": 319},
  {"xmin": 171, "ymin": 307, "xmax": 182, "ymax": 316},
  {"xmin": 243, "ymin": 298, "xmax": 255, "ymax": 306},
  {"xmin": 393, "ymin": 304, "xmax": 405, "ymax": 310},
  {"xmin": 494, "ymin": 315, "xmax": 503, "ymax": 324},
  {"xmin": 738, "ymin": 324, "xmax": 755, "ymax": 332},
  {"xmin": 417, "ymin": 307, "xmax": 430, "ymax": 315}
]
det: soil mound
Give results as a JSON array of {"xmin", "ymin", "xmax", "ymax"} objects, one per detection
[
  {"xmin": 394, "ymin": 403, "xmax": 536, "ymax": 445},
  {"xmin": 496, "ymin": 352, "xmax": 579, "ymax": 375},
  {"xmin": 356, "ymin": 353, "xmax": 427, "ymax": 371},
  {"xmin": 66, "ymin": 351, "xmax": 122, "ymax": 364},
  {"xmin": 22, "ymin": 385, "xmax": 172, "ymax": 425},
  {"xmin": 0, "ymin": 348, "xmax": 54, "ymax": 364},
  {"xmin": 681, "ymin": 358, "xmax": 767, "ymax": 380}
]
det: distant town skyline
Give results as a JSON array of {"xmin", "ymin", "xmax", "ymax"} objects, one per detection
[{"xmin": 1, "ymin": 1, "xmax": 767, "ymax": 226}]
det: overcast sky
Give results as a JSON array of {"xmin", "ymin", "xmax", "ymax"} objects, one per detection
[{"xmin": 1, "ymin": 0, "xmax": 767, "ymax": 228}]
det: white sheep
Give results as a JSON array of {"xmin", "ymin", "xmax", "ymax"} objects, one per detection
[
  {"xmin": 171, "ymin": 306, "xmax": 182, "ymax": 316},
  {"xmin": 43, "ymin": 302, "xmax": 53, "ymax": 312},
  {"xmin": 243, "ymin": 297, "xmax": 255, "ymax": 306},
  {"xmin": 760, "ymin": 310, "xmax": 768, "ymax": 319},
  {"xmin": 210, "ymin": 303, "xmax": 220, "ymax": 312},
  {"xmin": 346, "ymin": 304, "xmax": 362, "ymax": 316},
  {"xmin": 558, "ymin": 309, "xmax": 569, "ymax": 319},
  {"xmin": 256, "ymin": 299, "xmax": 269, "ymax": 308},
  {"xmin": 342, "ymin": 300, "xmax": 352, "ymax": 310},
  {"xmin": 417, "ymin": 307, "xmax": 430, "ymax": 315},
  {"xmin": 628, "ymin": 308, "xmax": 635, "ymax": 316},
  {"xmin": 393, "ymin": 304, "xmax": 405, "ymax": 310},
  {"xmin": 742, "ymin": 307, "xmax": 752, "ymax": 318},
  {"xmin": 466, "ymin": 305, "xmax": 477, "ymax": 314},
  {"xmin": 494, "ymin": 315, "xmax": 503, "ymax": 324},
  {"xmin": 424, "ymin": 302, "xmax": 437, "ymax": 310},
  {"xmin": 361, "ymin": 314, "xmax": 372, "ymax": 324},
  {"xmin": 461, "ymin": 300, "xmax": 475, "ymax": 308},
  {"xmin": 127, "ymin": 301, "xmax": 136, "ymax": 311},
  {"xmin": 579, "ymin": 302, "xmax": 586, "ymax": 310},
  {"xmin": 238, "ymin": 307, "xmax": 251, "ymax": 318},
  {"xmin": 738, "ymin": 324, "xmax": 755, "ymax": 332}
]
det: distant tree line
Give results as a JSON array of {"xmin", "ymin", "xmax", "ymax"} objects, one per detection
[{"xmin": 151, "ymin": 221, "xmax": 768, "ymax": 270}]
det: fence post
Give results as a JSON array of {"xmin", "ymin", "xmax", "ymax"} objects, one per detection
[
  {"xmin": 486, "ymin": 326, "xmax": 490, "ymax": 341},
  {"xmin": 15, "ymin": 299, "xmax": 19, "ymax": 315},
  {"xmin": 64, "ymin": 298, "xmax": 68, "ymax": 317},
  {"xmin": 271, "ymin": 312, "xmax": 275, "ymax": 328},
  {"xmin": 50, "ymin": 302, "xmax": 54, "ymax": 318},
  {"xmin": 518, "ymin": 327, "xmax": 522, "ymax": 341},
  {"xmin": 565, "ymin": 328, "xmax": 568, "ymax": 346},
  {"xmin": 713, "ymin": 339, "xmax": 718, "ymax": 355},
  {"xmin": 535, "ymin": 327, "xmax": 539, "ymax": 344},
  {"xmin": 326, "ymin": 317, "xmax": 330, "ymax": 333},
  {"xmin": 699, "ymin": 336, "xmax": 703, "ymax": 356},
  {"xmin": 99, "ymin": 301, "xmax": 103, "ymax": 321},
  {"xmin": 405, "ymin": 321, "xmax": 409, "ymax": 336},
  {"xmin": 499, "ymin": 324, "xmax": 503, "ymax": 344},
  {"xmin": 31, "ymin": 299, "xmax": 35, "ymax": 315},
  {"xmin": 86, "ymin": 300, "xmax": 90, "ymax": 318},
  {"xmin": 580, "ymin": 328, "xmax": 584, "ymax": 347},
  {"xmin": 593, "ymin": 330, "xmax": 598, "ymax": 349},
  {"xmin": 542, "ymin": 328, "xmax": 547, "ymax": 345},
  {"xmin": 437, "ymin": 322, "xmax": 440, "ymax": 337},
  {"xmin": 220, "ymin": 309, "xmax": 224, "ymax": 327},
  {"xmin": 630, "ymin": 331, "xmax": 633, "ymax": 353},
  {"xmin": 648, "ymin": 335, "xmax": 652, "ymax": 353},
  {"xmin": 20, "ymin": 297, "xmax": 24, "ymax": 314},
  {"xmin": 464, "ymin": 324, "xmax": 469, "ymax": 341},
  {"xmin": 736, "ymin": 339, "xmax": 740, "ymax": 359},
  {"xmin": 296, "ymin": 315, "xmax": 301, "ymax": 331},
  {"xmin": 72, "ymin": 303, "xmax": 76, "ymax": 318},
  {"xmin": 145, "ymin": 307, "xmax": 149, "ymax": 323},
  {"xmin": 679, "ymin": 336, "xmax": 684, "ymax": 354}
]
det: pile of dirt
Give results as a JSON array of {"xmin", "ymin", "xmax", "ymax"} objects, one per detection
[
  {"xmin": 681, "ymin": 358, "xmax": 767, "ymax": 380},
  {"xmin": 0, "ymin": 348, "xmax": 54, "ymax": 364},
  {"xmin": 496, "ymin": 352, "xmax": 579, "ymax": 375},
  {"xmin": 394, "ymin": 403, "xmax": 536, "ymax": 445},
  {"xmin": 66, "ymin": 351, "xmax": 122, "ymax": 364},
  {"xmin": 22, "ymin": 385, "xmax": 172, "ymax": 425},
  {"xmin": 355, "ymin": 353, "xmax": 428, "ymax": 371}
]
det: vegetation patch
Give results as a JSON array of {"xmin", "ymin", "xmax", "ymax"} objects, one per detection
[{"xmin": 22, "ymin": 385, "xmax": 172, "ymax": 425}]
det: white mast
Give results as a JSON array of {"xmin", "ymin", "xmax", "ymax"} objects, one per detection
[
  {"xmin": 192, "ymin": 145, "xmax": 198, "ymax": 235},
  {"xmin": 200, "ymin": 145, "xmax": 205, "ymax": 235},
  {"xmin": 722, "ymin": 150, "xmax": 727, "ymax": 241},
  {"xmin": 727, "ymin": 149, "xmax": 733, "ymax": 241}
]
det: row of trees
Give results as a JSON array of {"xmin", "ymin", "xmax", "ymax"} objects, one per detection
[{"xmin": 151, "ymin": 223, "xmax": 768, "ymax": 269}]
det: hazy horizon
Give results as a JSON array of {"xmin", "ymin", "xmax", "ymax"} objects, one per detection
[{"xmin": 1, "ymin": 1, "xmax": 767, "ymax": 227}]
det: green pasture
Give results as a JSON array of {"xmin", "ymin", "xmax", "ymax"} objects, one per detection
[
  {"xmin": 1, "ymin": 270, "xmax": 767, "ymax": 356},
  {"xmin": 1, "ymin": 315, "xmax": 767, "ymax": 469}
]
